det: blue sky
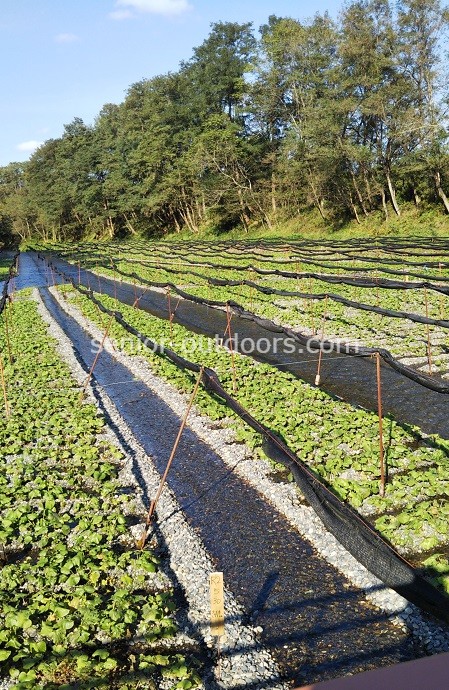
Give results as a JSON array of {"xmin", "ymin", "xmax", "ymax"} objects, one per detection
[{"xmin": 0, "ymin": 0, "xmax": 342, "ymax": 167}]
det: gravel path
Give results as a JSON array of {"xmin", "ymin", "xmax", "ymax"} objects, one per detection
[
  {"xmin": 34, "ymin": 284, "xmax": 429, "ymax": 687},
  {"xmin": 35, "ymin": 288, "xmax": 288, "ymax": 690},
  {"xmin": 45, "ymin": 285, "xmax": 449, "ymax": 652}
]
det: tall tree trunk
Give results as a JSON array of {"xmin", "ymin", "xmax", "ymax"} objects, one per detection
[
  {"xmin": 434, "ymin": 172, "xmax": 449, "ymax": 213},
  {"xmin": 237, "ymin": 188, "xmax": 250, "ymax": 231},
  {"xmin": 351, "ymin": 172, "xmax": 368, "ymax": 215},
  {"xmin": 386, "ymin": 171, "xmax": 400, "ymax": 216},
  {"xmin": 380, "ymin": 188, "xmax": 389, "ymax": 221},
  {"xmin": 185, "ymin": 205, "xmax": 199, "ymax": 233},
  {"xmin": 363, "ymin": 171, "xmax": 374, "ymax": 210},
  {"xmin": 123, "ymin": 213, "xmax": 137, "ymax": 234},
  {"xmin": 349, "ymin": 195, "xmax": 361, "ymax": 224},
  {"xmin": 271, "ymin": 173, "xmax": 277, "ymax": 214},
  {"xmin": 195, "ymin": 196, "xmax": 203, "ymax": 222},
  {"xmin": 180, "ymin": 205, "xmax": 199, "ymax": 234},
  {"xmin": 307, "ymin": 172, "xmax": 326, "ymax": 220}
]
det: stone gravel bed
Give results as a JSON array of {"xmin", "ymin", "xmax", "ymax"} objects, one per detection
[
  {"xmin": 36, "ymin": 288, "xmax": 288, "ymax": 690},
  {"xmin": 47, "ymin": 285, "xmax": 449, "ymax": 658}
]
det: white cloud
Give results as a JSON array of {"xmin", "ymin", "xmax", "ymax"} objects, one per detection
[
  {"xmin": 17, "ymin": 140, "xmax": 43, "ymax": 153},
  {"xmin": 55, "ymin": 33, "xmax": 79, "ymax": 43},
  {"xmin": 109, "ymin": 9, "xmax": 133, "ymax": 20},
  {"xmin": 111, "ymin": 0, "xmax": 192, "ymax": 18}
]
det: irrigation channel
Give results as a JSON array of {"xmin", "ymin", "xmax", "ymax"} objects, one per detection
[
  {"xmin": 3, "ymin": 251, "xmax": 442, "ymax": 686},
  {"xmin": 37, "ymin": 250, "xmax": 449, "ymax": 438}
]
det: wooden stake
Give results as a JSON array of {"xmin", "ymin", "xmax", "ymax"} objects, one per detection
[
  {"xmin": 249, "ymin": 269, "xmax": 254, "ymax": 312},
  {"xmin": 315, "ymin": 295, "xmax": 328, "ymax": 386},
  {"xmin": 44, "ymin": 260, "xmax": 50, "ymax": 287},
  {"xmin": 141, "ymin": 366, "xmax": 204, "ymax": 541},
  {"xmin": 226, "ymin": 303, "xmax": 237, "ymax": 393},
  {"xmin": 309, "ymin": 278, "xmax": 316, "ymax": 335},
  {"xmin": 0, "ymin": 354, "xmax": 10, "ymax": 419},
  {"xmin": 111, "ymin": 259, "xmax": 117, "ymax": 302},
  {"xmin": 3, "ymin": 303, "xmax": 13, "ymax": 365},
  {"xmin": 80, "ymin": 314, "xmax": 114, "ymax": 400},
  {"xmin": 376, "ymin": 352, "xmax": 386, "ymax": 497},
  {"xmin": 167, "ymin": 287, "xmax": 173, "ymax": 343},
  {"xmin": 424, "ymin": 287, "xmax": 433, "ymax": 375}
]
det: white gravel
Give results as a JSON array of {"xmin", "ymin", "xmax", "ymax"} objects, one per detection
[
  {"xmin": 46, "ymin": 284, "xmax": 449, "ymax": 657},
  {"xmin": 35, "ymin": 288, "xmax": 288, "ymax": 690}
]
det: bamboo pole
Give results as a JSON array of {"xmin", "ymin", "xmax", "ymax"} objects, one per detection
[
  {"xmin": 376, "ymin": 352, "xmax": 386, "ymax": 497},
  {"xmin": 140, "ymin": 366, "xmax": 204, "ymax": 545}
]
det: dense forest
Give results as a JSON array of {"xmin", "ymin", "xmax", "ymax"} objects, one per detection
[{"xmin": 1, "ymin": 0, "xmax": 449, "ymax": 242}]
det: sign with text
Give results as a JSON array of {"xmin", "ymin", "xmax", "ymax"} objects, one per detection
[{"xmin": 210, "ymin": 572, "xmax": 225, "ymax": 638}]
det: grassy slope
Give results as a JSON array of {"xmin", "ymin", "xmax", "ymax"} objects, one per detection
[{"xmin": 163, "ymin": 204, "xmax": 449, "ymax": 243}]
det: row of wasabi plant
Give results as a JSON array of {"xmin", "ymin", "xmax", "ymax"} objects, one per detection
[
  {"xmin": 58, "ymin": 283, "xmax": 449, "ymax": 595},
  {"xmin": 57, "ymin": 243, "xmax": 449, "ymax": 373},
  {"xmin": 0, "ymin": 291, "xmax": 201, "ymax": 689}
]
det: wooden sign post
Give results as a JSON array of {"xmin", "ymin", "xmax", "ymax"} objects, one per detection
[{"xmin": 210, "ymin": 572, "xmax": 225, "ymax": 638}]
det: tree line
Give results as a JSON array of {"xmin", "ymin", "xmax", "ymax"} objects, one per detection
[{"xmin": 1, "ymin": 0, "xmax": 449, "ymax": 242}]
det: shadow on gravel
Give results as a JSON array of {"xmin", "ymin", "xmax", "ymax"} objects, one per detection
[{"xmin": 35, "ymin": 284, "xmax": 419, "ymax": 686}]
